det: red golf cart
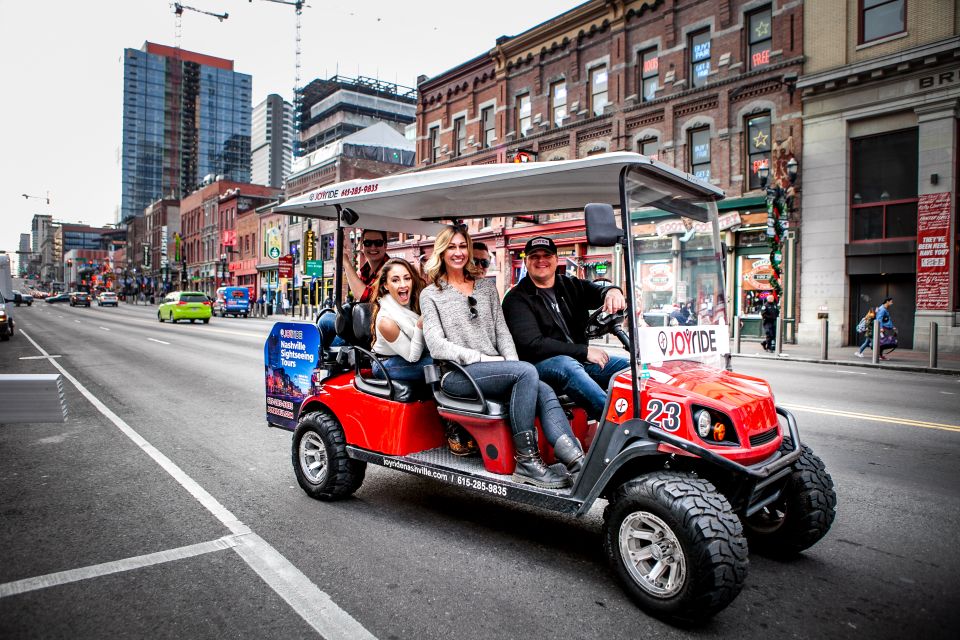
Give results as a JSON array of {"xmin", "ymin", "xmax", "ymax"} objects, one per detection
[{"xmin": 264, "ymin": 153, "xmax": 836, "ymax": 623}]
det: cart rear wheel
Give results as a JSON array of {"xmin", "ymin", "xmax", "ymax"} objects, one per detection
[
  {"xmin": 603, "ymin": 471, "xmax": 748, "ymax": 624},
  {"xmin": 745, "ymin": 440, "xmax": 837, "ymax": 558},
  {"xmin": 293, "ymin": 410, "xmax": 365, "ymax": 501}
]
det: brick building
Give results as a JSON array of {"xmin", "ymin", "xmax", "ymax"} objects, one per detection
[
  {"xmin": 798, "ymin": 0, "xmax": 959, "ymax": 351},
  {"xmin": 180, "ymin": 180, "xmax": 280, "ymax": 295},
  {"xmin": 415, "ymin": 0, "xmax": 803, "ymax": 337}
]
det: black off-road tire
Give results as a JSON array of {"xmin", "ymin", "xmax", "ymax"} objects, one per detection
[
  {"xmin": 745, "ymin": 440, "xmax": 837, "ymax": 558},
  {"xmin": 158, "ymin": 312, "xmax": 165, "ymax": 323},
  {"xmin": 292, "ymin": 410, "xmax": 366, "ymax": 501},
  {"xmin": 603, "ymin": 471, "xmax": 748, "ymax": 624}
]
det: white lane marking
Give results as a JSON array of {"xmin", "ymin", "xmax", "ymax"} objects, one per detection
[
  {"xmin": 0, "ymin": 536, "xmax": 238, "ymax": 598},
  {"xmin": 19, "ymin": 355, "xmax": 62, "ymax": 360},
  {"xmin": 147, "ymin": 338, "xmax": 170, "ymax": 345},
  {"xmin": 18, "ymin": 329, "xmax": 375, "ymax": 640},
  {"xmin": 942, "ymin": 391, "xmax": 955, "ymax": 395},
  {"xmin": 99, "ymin": 326, "xmax": 111, "ymax": 332},
  {"xmin": 837, "ymin": 370, "xmax": 868, "ymax": 375},
  {"xmin": 74, "ymin": 320, "xmax": 81, "ymax": 324}
]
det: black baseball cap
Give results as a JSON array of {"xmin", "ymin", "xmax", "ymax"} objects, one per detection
[{"xmin": 524, "ymin": 236, "xmax": 557, "ymax": 256}]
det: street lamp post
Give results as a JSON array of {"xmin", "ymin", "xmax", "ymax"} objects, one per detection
[{"xmin": 758, "ymin": 156, "xmax": 798, "ymax": 352}]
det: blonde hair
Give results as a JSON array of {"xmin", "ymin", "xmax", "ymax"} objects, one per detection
[
  {"xmin": 370, "ymin": 258, "xmax": 423, "ymax": 345},
  {"xmin": 426, "ymin": 225, "xmax": 482, "ymax": 287}
]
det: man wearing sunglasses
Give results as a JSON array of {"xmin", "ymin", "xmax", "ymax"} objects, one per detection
[
  {"xmin": 502, "ymin": 236, "xmax": 628, "ymax": 423},
  {"xmin": 318, "ymin": 229, "xmax": 389, "ymax": 352},
  {"xmin": 472, "ymin": 241, "xmax": 492, "ymax": 277}
]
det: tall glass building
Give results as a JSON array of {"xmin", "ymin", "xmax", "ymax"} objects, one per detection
[{"xmin": 121, "ymin": 43, "xmax": 251, "ymax": 221}]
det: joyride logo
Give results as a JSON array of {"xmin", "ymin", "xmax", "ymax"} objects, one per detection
[
  {"xmin": 658, "ymin": 328, "xmax": 718, "ymax": 358},
  {"xmin": 640, "ymin": 323, "xmax": 729, "ymax": 364}
]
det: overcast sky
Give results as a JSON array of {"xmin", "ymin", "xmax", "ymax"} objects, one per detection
[{"xmin": 0, "ymin": 0, "xmax": 579, "ymax": 267}]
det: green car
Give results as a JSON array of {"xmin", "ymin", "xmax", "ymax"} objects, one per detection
[{"xmin": 158, "ymin": 291, "xmax": 212, "ymax": 324}]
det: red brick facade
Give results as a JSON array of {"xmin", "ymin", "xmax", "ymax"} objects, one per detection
[{"xmin": 415, "ymin": 0, "xmax": 803, "ymax": 318}]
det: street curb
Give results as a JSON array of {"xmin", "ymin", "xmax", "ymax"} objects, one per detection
[{"xmin": 729, "ymin": 353, "xmax": 960, "ymax": 376}]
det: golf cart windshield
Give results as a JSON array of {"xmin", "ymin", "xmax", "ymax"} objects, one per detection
[{"xmin": 624, "ymin": 167, "xmax": 728, "ymax": 367}]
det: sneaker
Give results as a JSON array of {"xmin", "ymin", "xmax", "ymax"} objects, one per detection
[
  {"xmin": 855, "ymin": 352, "xmax": 864, "ymax": 358},
  {"xmin": 879, "ymin": 355, "xmax": 889, "ymax": 361}
]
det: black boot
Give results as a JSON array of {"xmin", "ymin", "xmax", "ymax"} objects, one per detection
[
  {"xmin": 512, "ymin": 431, "xmax": 570, "ymax": 489},
  {"xmin": 552, "ymin": 434, "xmax": 584, "ymax": 474}
]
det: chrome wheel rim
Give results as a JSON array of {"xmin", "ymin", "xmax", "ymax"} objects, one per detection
[
  {"xmin": 299, "ymin": 431, "xmax": 328, "ymax": 485},
  {"xmin": 748, "ymin": 502, "xmax": 787, "ymax": 534},
  {"xmin": 619, "ymin": 511, "xmax": 687, "ymax": 598}
]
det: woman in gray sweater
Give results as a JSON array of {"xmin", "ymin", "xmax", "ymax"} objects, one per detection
[{"xmin": 420, "ymin": 226, "xmax": 584, "ymax": 489}]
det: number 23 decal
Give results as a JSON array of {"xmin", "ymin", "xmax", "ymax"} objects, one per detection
[{"xmin": 646, "ymin": 400, "xmax": 683, "ymax": 432}]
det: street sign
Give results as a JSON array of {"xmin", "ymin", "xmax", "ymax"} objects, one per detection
[
  {"xmin": 305, "ymin": 259, "xmax": 323, "ymax": 278},
  {"xmin": 278, "ymin": 254, "xmax": 294, "ymax": 278}
]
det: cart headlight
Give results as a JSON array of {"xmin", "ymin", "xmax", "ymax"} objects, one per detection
[{"xmin": 695, "ymin": 410, "xmax": 712, "ymax": 438}]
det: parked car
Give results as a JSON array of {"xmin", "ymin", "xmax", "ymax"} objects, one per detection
[
  {"xmin": 157, "ymin": 291, "xmax": 212, "ymax": 324},
  {"xmin": 69, "ymin": 292, "xmax": 91, "ymax": 307},
  {"xmin": 213, "ymin": 286, "xmax": 250, "ymax": 317},
  {"xmin": 0, "ymin": 302, "xmax": 13, "ymax": 340},
  {"xmin": 45, "ymin": 293, "xmax": 71, "ymax": 304},
  {"xmin": 97, "ymin": 291, "xmax": 119, "ymax": 307}
]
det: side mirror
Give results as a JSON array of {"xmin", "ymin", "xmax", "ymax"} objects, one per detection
[{"xmin": 584, "ymin": 203, "xmax": 623, "ymax": 247}]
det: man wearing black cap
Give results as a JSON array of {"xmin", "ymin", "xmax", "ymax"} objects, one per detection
[{"xmin": 502, "ymin": 236, "xmax": 628, "ymax": 423}]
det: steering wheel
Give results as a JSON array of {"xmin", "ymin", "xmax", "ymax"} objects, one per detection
[{"xmin": 584, "ymin": 307, "xmax": 627, "ymax": 339}]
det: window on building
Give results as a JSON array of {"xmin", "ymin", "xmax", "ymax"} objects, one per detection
[
  {"xmin": 481, "ymin": 106, "xmax": 496, "ymax": 148},
  {"xmin": 590, "ymin": 66, "xmax": 608, "ymax": 117},
  {"xmin": 639, "ymin": 48, "xmax": 659, "ymax": 102},
  {"xmin": 429, "ymin": 126, "xmax": 440, "ymax": 162},
  {"xmin": 688, "ymin": 127, "xmax": 711, "ymax": 181},
  {"xmin": 747, "ymin": 6, "xmax": 773, "ymax": 69},
  {"xmin": 320, "ymin": 233, "xmax": 334, "ymax": 261},
  {"xmin": 549, "ymin": 81, "xmax": 567, "ymax": 128},
  {"xmin": 516, "ymin": 94, "xmax": 532, "ymax": 137},
  {"xmin": 745, "ymin": 113, "xmax": 771, "ymax": 190},
  {"xmin": 454, "ymin": 117, "xmax": 466, "ymax": 156},
  {"xmin": 639, "ymin": 137, "xmax": 659, "ymax": 159},
  {"xmin": 851, "ymin": 128, "xmax": 918, "ymax": 241},
  {"xmin": 860, "ymin": 0, "xmax": 905, "ymax": 43},
  {"xmin": 689, "ymin": 30, "xmax": 711, "ymax": 88}
]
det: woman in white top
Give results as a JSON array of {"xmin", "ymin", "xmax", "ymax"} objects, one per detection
[
  {"xmin": 420, "ymin": 226, "xmax": 582, "ymax": 489},
  {"xmin": 370, "ymin": 258, "xmax": 433, "ymax": 382}
]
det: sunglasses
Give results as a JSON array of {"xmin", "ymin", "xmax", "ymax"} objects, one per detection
[
  {"xmin": 467, "ymin": 295, "xmax": 478, "ymax": 320},
  {"xmin": 473, "ymin": 258, "xmax": 490, "ymax": 269},
  {"xmin": 362, "ymin": 239, "xmax": 385, "ymax": 248}
]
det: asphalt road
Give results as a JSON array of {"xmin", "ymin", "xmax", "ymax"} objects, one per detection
[{"xmin": 2, "ymin": 301, "xmax": 958, "ymax": 639}]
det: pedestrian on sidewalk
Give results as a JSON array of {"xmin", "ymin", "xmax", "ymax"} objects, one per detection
[
  {"xmin": 876, "ymin": 297, "xmax": 897, "ymax": 360},
  {"xmin": 855, "ymin": 308, "xmax": 876, "ymax": 358},
  {"xmin": 760, "ymin": 293, "xmax": 779, "ymax": 353}
]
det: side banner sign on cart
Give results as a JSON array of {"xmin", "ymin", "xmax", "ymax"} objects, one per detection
[
  {"xmin": 916, "ymin": 192, "xmax": 952, "ymax": 310},
  {"xmin": 636, "ymin": 322, "xmax": 729, "ymax": 366},
  {"xmin": 264, "ymin": 322, "xmax": 321, "ymax": 430}
]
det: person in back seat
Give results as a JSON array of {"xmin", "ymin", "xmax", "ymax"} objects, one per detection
[
  {"xmin": 318, "ymin": 229, "xmax": 389, "ymax": 352},
  {"xmin": 370, "ymin": 258, "xmax": 433, "ymax": 381},
  {"xmin": 420, "ymin": 226, "xmax": 584, "ymax": 489}
]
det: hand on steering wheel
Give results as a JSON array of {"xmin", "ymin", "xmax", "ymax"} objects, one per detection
[{"xmin": 584, "ymin": 307, "xmax": 627, "ymax": 339}]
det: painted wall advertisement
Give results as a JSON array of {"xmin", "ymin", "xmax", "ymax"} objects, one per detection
[
  {"xmin": 916, "ymin": 192, "xmax": 952, "ymax": 310},
  {"xmin": 264, "ymin": 322, "xmax": 321, "ymax": 430},
  {"xmin": 740, "ymin": 256, "xmax": 774, "ymax": 291}
]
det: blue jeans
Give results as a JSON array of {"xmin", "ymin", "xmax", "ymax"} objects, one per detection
[
  {"xmin": 858, "ymin": 336, "xmax": 872, "ymax": 354},
  {"xmin": 441, "ymin": 360, "xmax": 572, "ymax": 444},
  {"xmin": 535, "ymin": 354, "xmax": 630, "ymax": 421},
  {"xmin": 373, "ymin": 354, "xmax": 434, "ymax": 383},
  {"xmin": 318, "ymin": 312, "xmax": 345, "ymax": 351}
]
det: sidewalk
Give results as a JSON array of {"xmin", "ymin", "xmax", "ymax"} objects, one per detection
[
  {"xmin": 729, "ymin": 339, "xmax": 960, "ymax": 375},
  {"xmin": 593, "ymin": 335, "xmax": 960, "ymax": 375}
]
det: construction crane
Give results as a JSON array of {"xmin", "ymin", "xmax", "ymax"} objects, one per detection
[
  {"xmin": 172, "ymin": 2, "xmax": 229, "ymax": 48},
  {"xmin": 249, "ymin": 1, "xmax": 309, "ymax": 157}
]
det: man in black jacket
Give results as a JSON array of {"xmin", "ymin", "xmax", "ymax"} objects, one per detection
[{"xmin": 502, "ymin": 236, "xmax": 628, "ymax": 421}]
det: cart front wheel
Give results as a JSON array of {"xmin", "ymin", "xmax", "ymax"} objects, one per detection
[{"xmin": 292, "ymin": 410, "xmax": 366, "ymax": 501}]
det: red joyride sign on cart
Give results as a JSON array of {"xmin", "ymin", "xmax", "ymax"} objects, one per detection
[{"xmin": 916, "ymin": 192, "xmax": 952, "ymax": 310}]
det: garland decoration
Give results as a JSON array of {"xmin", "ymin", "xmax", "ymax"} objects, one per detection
[{"xmin": 767, "ymin": 196, "xmax": 785, "ymax": 300}]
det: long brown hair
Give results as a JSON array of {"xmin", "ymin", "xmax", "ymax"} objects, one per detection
[
  {"xmin": 370, "ymin": 258, "xmax": 423, "ymax": 345},
  {"xmin": 425, "ymin": 225, "xmax": 482, "ymax": 287}
]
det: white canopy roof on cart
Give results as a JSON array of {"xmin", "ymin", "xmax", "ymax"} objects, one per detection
[{"xmin": 275, "ymin": 152, "xmax": 724, "ymax": 235}]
